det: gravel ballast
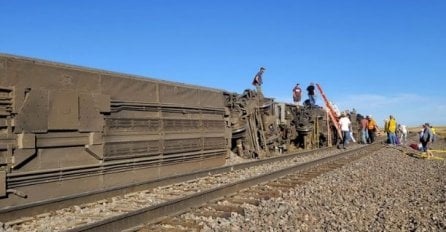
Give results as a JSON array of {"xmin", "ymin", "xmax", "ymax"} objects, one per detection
[{"xmin": 189, "ymin": 145, "xmax": 446, "ymax": 231}]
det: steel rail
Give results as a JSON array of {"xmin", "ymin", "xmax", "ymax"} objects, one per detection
[
  {"xmin": 67, "ymin": 143, "xmax": 383, "ymax": 232},
  {"xmin": 0, "ymin": 146, "xmax": 333, "ymax": 221}
]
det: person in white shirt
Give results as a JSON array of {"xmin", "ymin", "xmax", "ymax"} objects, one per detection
[
  {"xmin": 398, "ymin": 124, "xmax": 408, "ymax": 145},
  {"xmin": 337, "ymin": 112, "xmax": 351, "ymax": 149}
]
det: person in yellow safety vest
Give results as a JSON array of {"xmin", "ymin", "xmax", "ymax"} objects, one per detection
[
  {"xmin": 366, "ymin": 115, "xmax": 378, "ymax": 143},
  {"xmin": 387, "ymin": 115, "xmax": 397, "ymax": 145},
  {"xmin": 430, "ymin": 126, "xmax": 436, "ymax": 143}
]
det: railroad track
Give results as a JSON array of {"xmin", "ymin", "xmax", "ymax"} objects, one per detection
[
  {"xmin": 1, "ymin": 143, "xmax": 383, "ymax": 231},
  {"xmin": 1, "ymin": 146, "xmax": 334, "ymax": 222},
  {"xmin": 140, "ymin": 143, "xmax": 383, "ymax": 231}
]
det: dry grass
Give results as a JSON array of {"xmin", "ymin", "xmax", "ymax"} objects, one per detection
[
  {"xmin": 408, "ymin": 126, "xmax": 446, "ymax": 137},
  {"xmin": 434, "ymin": 126, "xmax": 446, "ymax": 138},
  {"xmin": 407, "ymin": 126, "xmax": 423, "ymax": 134},
  {"xmin": 408, "ymin": 126, "xmax": 446, "ymax": 150}
]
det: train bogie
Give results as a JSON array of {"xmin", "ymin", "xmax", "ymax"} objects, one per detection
[{"xmin": 224, "ymin": 89, "xmax": 337, "ymax": 158}]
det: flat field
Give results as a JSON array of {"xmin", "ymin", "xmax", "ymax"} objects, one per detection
[
  {"xmin": 434, "ymin": 126, "xmax": 446, "ymax": 138},
  {"xmin": 408, "ymin": 126, "xmax": 446, "ymax": 136}
]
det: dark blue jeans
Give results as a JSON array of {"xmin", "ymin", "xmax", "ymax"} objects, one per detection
[
  {"xmin": 342, "ymin": 131, "xmax": 349, "ymax": 148},
  {"xmin": 309, "ymin": 95, "xmax": 315, "ymax": 106}
]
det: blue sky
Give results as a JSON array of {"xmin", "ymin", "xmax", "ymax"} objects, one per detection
[{"xmin": 1, "ymin": 0, "xmax": 445, "ymax": 127}]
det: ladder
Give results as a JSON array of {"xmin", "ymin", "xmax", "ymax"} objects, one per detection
[{"xmin": 315, "ymin": 84, "xmax": 343, "ymax": 140}]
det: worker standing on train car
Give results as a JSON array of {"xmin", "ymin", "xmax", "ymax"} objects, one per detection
[
  {"xmin": 292, "ymin": 83, "xmax": 302, "ymax": 106},
  {"xmin": 252, "ymin": 67, "xmax": 265, "ymax": 93},
  {"xmin": 306, "ymin": 82, "xmax": 316, "ymax": 106}
]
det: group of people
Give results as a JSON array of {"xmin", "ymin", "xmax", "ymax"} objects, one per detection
[
  {"xmin": 338, "ymin": 113, "xmax": 379, "ymax": 149},
  {"xmin": 361, "ymin": 115, "xmax": 411, "ymax": 146},
  {"xmin": 251, "ymin": 67, "xmax": 437, "ymax": 155},
  {"xmin": 292, "ymin": 83, "xmax": 316, "ymax": 107},
  {"xmin": 359, "ymin": 115, "xmax": 380, "ymax": 145},
  {"xmin": 362, "ymin": 114, "xmax": 438, "ymax": 157},
  {"xmin": 382, "ymin": 115, "xmax": 409, "ymax": 146},
  {"xmin": 251, "ymin": 67, "xmax": 317, "ymax": 107},
  {"xmin": 339, "ymin": 113, "xmax": 410, "ymax": 150}
]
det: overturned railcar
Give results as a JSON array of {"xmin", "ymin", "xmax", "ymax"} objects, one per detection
[
  {"xmin": 224, "ymin": 89, "xmax": 335, "ymax": 158},
  {"xmin": 0, "ymin": 54, "xmax": 228, "ymax": 210}
]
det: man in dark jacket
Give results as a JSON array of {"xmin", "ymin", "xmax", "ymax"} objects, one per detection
[
  {"xmin": 306, "ymin": 82, "xmax": 316, "ymax": 106},
  {"xmin": 420, "ymin": 123, "xmax": 433, "ymax": 156}
]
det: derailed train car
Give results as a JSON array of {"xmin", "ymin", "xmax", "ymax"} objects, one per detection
[
  {"xmin": 0, "ymin": 54, "xmax": 228, "ymax": 210},
  {"xmin": 224, "ymin": 89, "xmax": 336, "ymax": 159},
  {"xmin": 0, "ymin": 54, "xmax": 357, "ymax": 212}
]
